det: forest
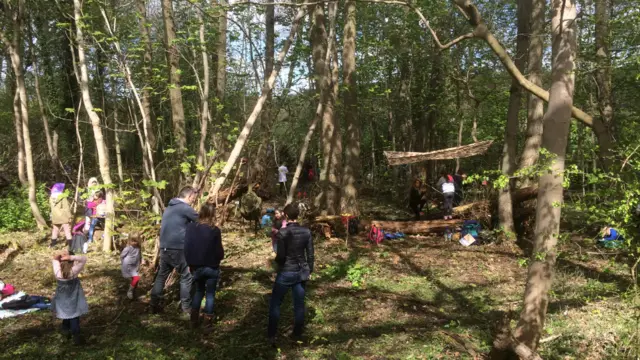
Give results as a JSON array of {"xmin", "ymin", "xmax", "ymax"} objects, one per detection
[{"xmin": 0, "ymin": 0, "xmax": 639, "ymax": 358}]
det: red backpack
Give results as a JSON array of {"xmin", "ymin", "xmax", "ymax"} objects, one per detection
[
  {"xmin": 368, "ymin": 225, "xmax": 384, "ymax": 245},
  {"xmin": 308, "ymin": 169, "xmax": 315, "ymax": 181}
]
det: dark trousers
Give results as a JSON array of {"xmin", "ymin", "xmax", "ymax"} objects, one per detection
[
  {"xmin": 268, "ymin": 272, "xmax": 306, "ymax": 338},
  {"xmin": 62, "ymin": 317, "xmax": 80, "ymax": 335},
  {"xmin": 443, "ymin": 193, "xmax": 455, "ymax": 216},
  {"xmin": 150, "ymin": 249, "xmax": 193, "ymax": 312},
  {"xmin": 279, "ymin": 182, "xmax": 286, "ymax": 195},
  {"xmin": 410, "ymin": 201, "xmax": 426, "ymax": 220},
  {"xmin": 191, "ymin": 266, "xmax": 220, "ymax": 315}
]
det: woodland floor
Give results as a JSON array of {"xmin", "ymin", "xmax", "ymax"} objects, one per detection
[{"xmin": 0, "ymin": 201, "xmax": 635, "ymax": 359}]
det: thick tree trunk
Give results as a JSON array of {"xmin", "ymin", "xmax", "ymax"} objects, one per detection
[
  {"xmin": 315, "ymin": 3, "xmax": 342, "ymax": 216},
  {"xmin": 136, "ymin": 0, "xmax": 156, "ymax": 151},
  {"xmin": 594, "ymin": 0, "xmax": 614, "ymax": 168},
  {"xmin": 497, "ymin": 0, "xmax": 529, "ymax": 239},
  {"xmin": 161, "ymin": 0, "xmax": 187, "ymax": 158},
  {"xmin": 513, "ymin": 0, "xmax": 577, "ymax": 351},
  {"xmin": 518, "ymin": 0, "xmax": 545, "ymax": 185},
  {"xmin": 193, "ymin": 3, "xmax": 211, "ymax": 187},
  {"xmin": 0, "ymin": 1, "xmax": 47, "ymax": 229},
  {"xmin": 340, "ymin": 0, "xmax": 359, "ymax": 216},
  {"xmin": 74, "ymin": 0, "xmax": 115, "ymax": 251},
  {"xmin": 11, "ymin": 80, "xmax": 27, "ymax": 187},
  {"xmin": 209, "ymin": 8, "xmax": 306, "ymax": 200}
]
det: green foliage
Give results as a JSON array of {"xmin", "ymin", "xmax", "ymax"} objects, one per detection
[{"xmin": 0, "ymin": 184, "xmax": 50, "ymax": 232}]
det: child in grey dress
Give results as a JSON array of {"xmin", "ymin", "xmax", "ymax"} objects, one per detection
[
  {"xmin": 120, "ymin": 235, "xmax": 142, "ymax": 300},
  {"xmin": 52, "ymin": 250, "xmax": 88, "ymax": 345}
]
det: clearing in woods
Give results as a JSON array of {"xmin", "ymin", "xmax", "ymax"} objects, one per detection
[{"xmin": 0, "ymin": 224, "xmax": 633, "ymax": 359}]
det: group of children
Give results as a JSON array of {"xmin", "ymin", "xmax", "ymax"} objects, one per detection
[
  {"xmin": 49, "ymin": 178, "xmax": 106, "ymax": 253},
  {"xmin": 409, "ymin": 170, "xmax": 468, "ymax": 221}
]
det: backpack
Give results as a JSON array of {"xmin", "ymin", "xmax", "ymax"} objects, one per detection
[
  {"xmin": 368, "ymin": 225, "xmax": 384, "ymax": 244},
  {"xmin": 461, "ymin": 220, "xmax": 481, "ymax": 238}
]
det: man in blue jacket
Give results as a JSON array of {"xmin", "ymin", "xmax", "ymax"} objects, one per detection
[{"xmin": 150, "ymin": 186, "xmax": 199, "ymax": 317}]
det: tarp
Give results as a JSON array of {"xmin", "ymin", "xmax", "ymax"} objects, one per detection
[{"xmin": 384, "ymin": 140, "xmax": 493, "ymax": 165}]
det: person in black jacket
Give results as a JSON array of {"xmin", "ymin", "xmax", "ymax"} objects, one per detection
[
  {"xmin": 409, "ymin": 179, "xmax": 426, "ymax": 220},
  {"xmin": 267, "ymin": 202, "xmax": 314, "ymax": 345},
  {"xmin": 184, "ymin": 202, "xmax": 224, "ymax": 330},
  {"xmin": 150, "ymin": 186, "xmax": 199, "ymax": 316}
]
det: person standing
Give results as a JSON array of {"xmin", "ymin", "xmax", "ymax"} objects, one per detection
[
  {"xmin": 52, "ymin": 250, "xmax": 88, "ymax": 345},
  {"xmin": 409, "ymin": 179, "xmax": 426, "ymax": 220},
  {"xmin": 49, "ymin": 183, "xmax": 73, "ymax": 248},
  {"xmin": 150, "ymin": 186, "xmax": 199, "ymax": 318},
  {"xmin": 120, "ymin": 235, "xmax": 142, "ymax": 300},
  {"xmin": 441, "ymin": 175, "xmax": 456, "ymax": 220},
  {"xmin": 267, "ymin": 203, "xmax": 314, "ymax": 345},
  {"xmin": 184, "ymin": 203, "xmax": 224, "ymax": 330},
  {"xmin": 278, "ymin": 163, "xmax": 289, "ymax": 196}
]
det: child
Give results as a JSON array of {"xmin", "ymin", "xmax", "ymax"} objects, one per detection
[
  {"xmin": 87, "ymin": 191, "xmax": 105, "ymax": 243},
  {"xmin": 185, "ymin": 203, "xmax": 224, "ymax": 330},
  {"xmin": 271, "ymin": 209, "xmax": 287, "ymax": 253},
  {"xmin": 50, "ymin": 183, "xmax": 73, "ymax": 248},
  {"xmin": 120, "ymin": 235, "xmax": 142, "ymax": 300},
  {"xmin": 52, "ymin": 250, "xmax": 88, "ymax": 345},
  {"xmin": 440, "ymin": 174, "xmax": 456, "ymax": 220},
  {"xmin": 409, "ymin": 179, "xmax": 427, "ymax": 220},
  {"xmin": 83, "ymin": 177, "xmax": 100, "ymax": 232},
  {"xmin": 70, "ymin": 218, "xmax": 88, "ymax": 254},
  {"xmin": 261, "ymin": 208, "xmax": 275, "ymax": 236}
]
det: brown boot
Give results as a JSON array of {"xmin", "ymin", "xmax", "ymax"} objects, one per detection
[
  {"xmin": 190, "ymin": 308, "xmax": 200, "ymax": 329},
  {"xmin": 202, "ymin": 314, "xmax": 215, "ymax": 334}
]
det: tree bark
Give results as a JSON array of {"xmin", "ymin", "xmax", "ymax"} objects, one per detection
[
  {"xmin": 518, "ymin": 0, "xmax": 545, "ymax": 184},
  {"xmin": 340, "ymin": 0, "xmax": 359, "ymax": 215},
  {"xmin": 513, "ymin": 0, "xmax": 577, "ymax": 351},
  {"xmin": 30, "ymin": 33, "xmax": 56, "ymax": 165},
  {"xmin": 497, "ymin": 0, "xmax": 529, "ymax": 239},
  {"xmin": 11, "ymin": 78, "xmax": 27, "ymax": 187},
  {"xmin": 214, "ymin": 0, "xmax": 228, "ymax": 155},
  {"xmin": 0, "ymin": 0, "xmax": 47, "ymax": 229},
  {"xmin": 73, "ymin": 0, "xmax": 115, "ymax": 251},
  {"xmin": 136, "ymin": 0, "xmax": 156, "ymax": 151},
  {"xmin": 594, "ymin": 0, "xmax": 614, "ymax": 168},
  {"xmin": 161, "ymin": 0, "xmax": 187, "ymax": 158},
  {"xmin": 315, "ymin": 2, "xmax": 342, "ymax": 216},
  {"xmin": 193, "ymin": 1, "xmax": 212, "ymax": 187},
  {"xmin": 208, "ymin": 8, "xmax": 306, "ymax": 200},
  {"xmin": 249, "ymin": 2, "xmax": 275, "ymax": 185}
]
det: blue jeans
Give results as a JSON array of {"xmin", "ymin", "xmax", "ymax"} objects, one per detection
[
  {"xmin": 268, "ymin": 272, "xmax": 306, "ymax": 338},
  {"xmin": 150, "ymin": 249, "xmax": 193, "ymax": 312},
  {"xmin": 191, "ymin": 266, "xmax": 220, "ymax": 315},
  {"xmin": 87, "ymin": 218, "xmax": 103, "ymax": 242}
]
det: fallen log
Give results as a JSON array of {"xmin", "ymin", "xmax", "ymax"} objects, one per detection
[
  {"xmin": 453, "ymin": 186, "xmax": 538, "ymax": 215},
  {"xmin": 368, "ymin": 219, "xmax": 464, "ymax": 234}
]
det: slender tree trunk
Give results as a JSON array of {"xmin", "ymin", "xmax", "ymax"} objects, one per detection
[
  {"xmin": 209, "ymin": 8, "xmax": 306, "ymax": 199},
  {"xmin": 249, "ymin": 2, "xmax": 275, "ymax": 185},
  {"xmin": 497, "ymin": 0, "xmax": 529, "ymax": 239},
  {"xmin": 340, "ymin": 0, "xmax": 359, "ymax": 215},
  {"xmin": 213, "ymin": 0, "xmax": 228, "ymax": 156},
  {"xmin": 513, "ymin": 0, "xmax": 577, "ymax": 351},
  {"xmin": 114, "ymin": 106, "xmax": 124, "ymax": 183},
  {"xmin": 136, "ymin": 0, "xmax": 156, "ymax": 151},
  {"xmin": 73, "ymin": 0, "xmax": 115, "ymax": 251},
  {"xmin": 518, "ymin": 0, "xmax": 545, "ymax": 184},
  {"xmin": 193, "ymin": 2, "xmax": 211, "ymax": 187},
  {"xmin": 0, "ymin": 1, "xmax": 47, "ymax": 228},
  {"xmin": 31, "ymin": 36, "xmax": 56, "ymax": 164},
  {"xmin": 161, "ymin": 0, "xmax": 187, "ymax": 158},
  {"xmin": 11, "ymin": 79, "xmax": 27, "ymax": 187},
  {"xmin": 593, "ymin": 0, "xmax": 614, "ymax": 168}
]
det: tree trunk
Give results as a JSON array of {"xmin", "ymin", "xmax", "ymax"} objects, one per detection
[
  {"xmin": 213, "ymin": 0, "xmax": 228, "ymax": 155},
  {"xmin": 136, "ymin": 0, "xmax": 156, "ymax": 151},
  {"xmin": 161, "ymin": 0, "xmax": 187, "ymax": 158},
  {"xmin": 73, "ymin": 0, "xmax": 115, "ymax": 251},
  {"xmin": 518, "ymin": 0, "xmax": 545, "ymax": 185},
  {"xmin": 513, "ymin": 0, "xmax": 577, "ymax": 351},
  {"xmin": 315, "ymin": 2, "xmax": 342, "ymax": 216},
  {"xmin": 0, "ymin": 1, "xmax": 47, "ymax": 229},
  {"xmin": 208, "ymin": 8, "xmax": 306, "ymax": 200},
  {"xmin": 593, "ymin": 0, "xmax": 614, "ymax": 168},
  {"xmin": 114, "ymin": 104, "xmax": 124, "ymax": 183},
  {"xmin": 340, "ymin": 0, "xmax": 359, "ymax": 216},
  {"xmin": 31, "ymin": 35, "xmax": 56, "ymax": 165},
  {"xmin": 249, "ymin": 2, "xmax": 275, "ymax": 185},
  {"xmin": 193, "ymin": 2, "xmax": 211, "ymax": 187},
  {"xmin": 11, "ymin": 79, "xmax": 27, "ymax": 187},
  {"xmin": 497, "ymin": 0, "xmax": 528, "ymax": 239}
]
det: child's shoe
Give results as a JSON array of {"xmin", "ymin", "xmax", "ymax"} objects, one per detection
[
  {"xmin": 49, "ymin": 239, "xmax": 57, "ymax": 248},
  {"xmin": 127, "ymin": 285, "xmax": 135, "ymax": 300}
]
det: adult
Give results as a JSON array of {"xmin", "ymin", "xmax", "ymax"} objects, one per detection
[
  {"xmin": 409, "ymin": 179, "xmax": 426, "ymax": 220},
  {"xmin": 268, "ymin": 203, "xmax": 315, "ymax": 345},
  {"xmin": 150, "ymin": 186, "xmax": 199, "ymax": 317},
  {"xmin": 277, "ymin": 163, "xmax": 288, "ymax": 196}
]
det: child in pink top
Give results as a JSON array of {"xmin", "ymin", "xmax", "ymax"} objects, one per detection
[{"xmin": 271, "ymin": 210, "xmax": 287, "ymax": 253}]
